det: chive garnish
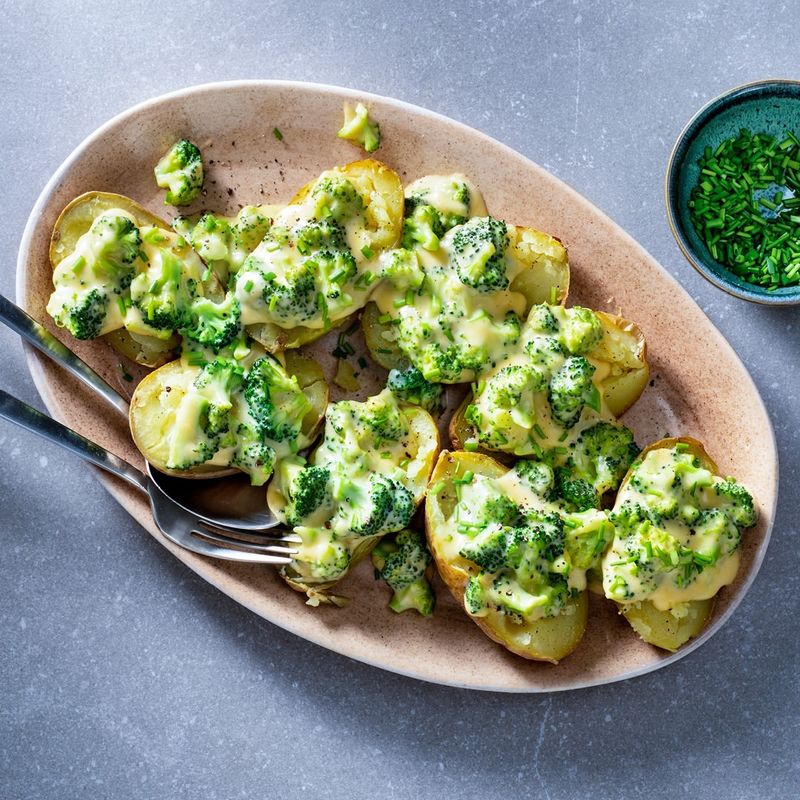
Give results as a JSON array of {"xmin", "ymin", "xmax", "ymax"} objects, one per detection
[
  {"xmin": 272, "ymin": 127, "xmax": 284, "ymax": 141},
  {"xmin": 689, "ymin": 128, "xmax": 800, "ymax": 288}
]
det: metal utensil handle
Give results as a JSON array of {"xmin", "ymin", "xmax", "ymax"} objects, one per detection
[
  {"xmin": 0, "ymin": 389, "xmax": 147, "ymax": 492},
  {"xmin": 0, "ymin": 293, "xmax": 129, "ymax": 416}
]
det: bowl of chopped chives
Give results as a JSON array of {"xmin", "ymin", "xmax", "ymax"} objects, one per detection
[{"xmin": 666, "ymin": 79, "xmax": 800, "ymax": 304}]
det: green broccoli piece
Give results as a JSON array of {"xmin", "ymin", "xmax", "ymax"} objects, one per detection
[
  {"xmin": 715, "ymin": 479, "xmax": 757, "ymax": 528},
  {"xmin": 256, "ymin": 260, "xmax": 318, "ymax": 324},
  {"xmin": 512, "ymin": 460, "xmax": 555, "ymax": 497},
  {"xmin": 402, "ymin": 202, "xmax": 445, "ymax": 251},
  {"xmin": 229, "ymin": 427, "xmax": 277, "ymax": 486},
  {"xmin": 58, "ymin": 288, "xmax": 108, "ymax": 340},
  {"xmin": 337, "ymin": 102, "xmax": 380, "ymax": 153},
  {"xmin": 484, "ymin": 363, "xmax": 546, "ymax": 409},
  {"xmin": 351, "ymin": 474, "xmax": 414, "ymax": 537},
  {"xmin": 464, "ymin": 576, "xmax": 484, "ymax": 614},
  {"xmin": 571, "ymin": 422, "xmax": 640, "ymax": 495},
  {"xmin": 131, "ymin": 249, "xmax": 195, "ymax": 330},
  {"xmin": 519, "ymin": 510, "xmax": 566, "ymax": 563},
  {"xmin": 244, "ymin": 356, "xmax": 312, "ymax": 443},
  {"xmin": 285, "ymin": 465, "xmax": 333, "ymax": 526},
  {"xmin": 459, "ymin": 527, "xmax": 522, "ymax": 573},
  {"xmin": 378, "ymin": 248, "xmax": 425, "ymax": 290},
  {"xmin": 386, "ymin": 366, "xmax": 443, "ymax": 413},
  {"xmin": 193, "ymin": 358, "xmax": 244, "ymax": 437},
  {"xmin": 294, "ymin": 219, "xmax": 347, "ymax": 253},
  {"xmin": 371, "ymin": 529, "xmax": 435, "ymax": 615},
  {"xmin": 451, "ymin": 217, "xmax": 509, "ymax": 292},
  {"xmin": 357, "ymin": 396, "xmax": 407, "ymax": 443},
  {"xmin": 90, "ymin": 214, "xmax": 142, "ymax": 270},
  {"xmin": 181, "ymin": 293, "xmax": 241, "ymax": 352},
  {"xmin": 554, "ymin": 467, "xmax": 598, "ymax": 511},
  {"xmin": 311, "ymin": 250, "xmax": 358, "ymax": 299},
  {"xmin": 154, "ymin": 139, "xmax": 203, "ymax": 206},
  {"xmin": 527, "ymin": 304, "xmax": 559, "ymax": 334},
  {"xmin": 311, "ymin": 176, "xmax": 364, "ymax": 223},
  {"xmin": 548, "ymin": 355, "xmax": 599, "ymax": 428},
  {"xmin": 559, "ymin": 306, "xmax": 603, "ymax": 355},
  {"xmin": 168, "ymin": 440, "xmax": 221, "ymax": 472}
]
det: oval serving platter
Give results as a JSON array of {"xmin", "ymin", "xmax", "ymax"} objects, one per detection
[{"xmin": 17, "ymin": 81, "xmax": 777, "ymax": 692}]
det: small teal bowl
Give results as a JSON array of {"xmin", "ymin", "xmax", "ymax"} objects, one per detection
[{"xmin": 666, "ymin": 79, "xmax": 800, "ymax": 305}]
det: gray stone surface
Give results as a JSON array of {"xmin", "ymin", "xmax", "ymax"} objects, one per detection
[{"xmin": 1, "ymin": 1, "xmax": 798, "ymax": 797}]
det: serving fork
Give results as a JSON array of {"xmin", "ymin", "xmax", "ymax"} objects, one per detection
[
  {"xmin": 0, "ymin": 389, "xmax": 297, "ymax": 564},
  {"xmin": 0, "ymin": 292, "xmax": 279, "ymax": 532}
]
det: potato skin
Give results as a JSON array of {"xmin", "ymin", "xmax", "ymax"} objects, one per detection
[
  {"xmin": 425, "ymin": 450, "xmax": 588, "ymax": 663},
  {"xmin": 50, "ymin": 191, "xmax": 184, "ymax": 368},
  {"xmin": 609, "ymin": 437, "xmax": 721, "ymax": 651}
]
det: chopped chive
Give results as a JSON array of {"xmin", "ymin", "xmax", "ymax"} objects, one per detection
[
  {"xmin": 244, "ymin": 279, "xmax": 254, "ymax": 292},
  {"xmin": 361, "ymin": 245, "xmax": 374, "ymax": 259},
  {"xmin": 272, "ymin": 127, "xmax": 284, "ymax": 141},
  {"xmin": 464, "ymin": 440, "xmax": 479, "ymax": 452}
]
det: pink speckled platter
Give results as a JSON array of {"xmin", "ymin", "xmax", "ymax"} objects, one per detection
[{"xmin": 17, "ymin": 82, "xmax": 777, "ymax": 692}]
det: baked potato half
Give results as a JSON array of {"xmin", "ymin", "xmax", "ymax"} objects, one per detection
[
  {"xmin": 267, "ymin": 392, "xmax": 440, "ymax": 604},
  {"xmin": 603, "ymin": 437, "xmax": 756, "ymax": 651},
  {"xmin": 290, "ymin": 158, "xmax": 404, "ymax": 254},
  {"xmin": 362, "ymin": 223, "xmax": 570, "ymax": 373},
  {"xmin": 425, "ymin": 450, "xmax": 590, "ymax": 663},
  {"xmin": 49, "ymin": 191, "xmax": 189, "ymax": 367},
  {"xmin": 448, "ymin": 308, "xmax": 648, "ymax": 453},
  {"xmin": 129, "ymin": 350, "xmax": 328, "ymax": 480}
]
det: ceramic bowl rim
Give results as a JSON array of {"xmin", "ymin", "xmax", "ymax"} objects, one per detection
[{"xmin": 665, "ymin": 77, "xmax": 800, "ymax": 306}]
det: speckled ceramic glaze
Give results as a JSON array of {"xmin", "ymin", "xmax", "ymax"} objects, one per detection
[
  {"xmin": 17, "ymin": 81, "xmax": 777, "ymax": 692},
  {"xmin": 666, "ymin": 78, "xmax": 800, "ymax": 304}
]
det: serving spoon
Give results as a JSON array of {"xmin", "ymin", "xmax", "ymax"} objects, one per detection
[{"xmin": 0, "ymin": 293, "xmax": 278, "ymax": 531}]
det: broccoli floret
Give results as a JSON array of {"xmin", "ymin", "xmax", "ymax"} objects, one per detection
[
  {"xmin": 459, "ymin": 527, "xmax": 522, "ymax": 573},
  {"xmin": 285, "ymin": 465, "xmax": 332, "ymax": 526},
  {"xmin": 386, "ymin": 365, "xmax": 443, "ymax": 413},
  {"xmin": 311, "ymin": 250, "xmax": 358, "ymax": 299},
  {"xmin": 301, "ymin": 539, "xmax": 352, "ymax": 582},
  {"xmin": 464, "ymin": 576, "xmax": 484, "ymax": 615},
  {"xmin": 258, "ymin": 261, "xmax": 318, "ymax": 324},
  {"xmin": 554, "ymin": 467, "xmax": 599, "ymax": 511},
  {"xmin": 131, "ymin": 249, "xmax": 195, "ymax": 330},
  {"xmin": 230, "ymin": 427, "xmax": 277, "ymax": 486},
  {"xmin": 168, "ymin": 440, "xmax": 220, "ymax": 472},
  {"xmin": 378, "ymin": 248, "xmax": 425, "ymax": 290},
  {"xmin": 519, "ymin": 510, "xmax": 566, "ymax": 562},
  {"xmin": 572, "ymin": 422, "xmax": 640, "ymax": 495},
  {"xmin": 244, "ymin": 356, "xmax": 312, "ymax": 443},
  {"xmin": 716, "ymin": 479, "xmax": 757, "ymax": 528},
  {"xmin": 193, "ymin": 358, "xmax": 244, "ymax": 437},
  {"xmin": 548, "ymin": 356, "xmax": 599, "ymax": 428},
  {"xmin": 486, "ymin": 364, "xmax": 546, "ymax": 409},
  {"xmin": 294, "ymin": 219, "xmax": 347, "ymax": 253},
  {"xmin": 402, "ymin": 203, "xmax": 445, "ymax": 251},
  {"xmin": 181, "ymin": 293, "xmax": 241, "ymax": 352},
  {"xmin": 154, "ymin": 139, "xmax": 203, "ymax": 206},
  {"xmin": 524, "ymin": 334, "xmax": 565, "ymax": 370},
  {"xmin": 451, "ymin": 217, "xmax": 509, "ymax": 292},
  {"xmin": 337, "ymin": 102, "xmax": 381, "ymax": 152},
  {"xmin": 351, "ymin": 474, "xmax": 414, "ymax": 536},
  {"xmin": 560, "ymin": 306, "xmax": 603, "ymax": 355},
  {"xmin": 512, "ymin": 460, "xmax": 555, "ymax": 497},
  {"xmin": 527, "ymin": 304, "xmax": 559, "ymax": 334},
  {"xmin": 372, "ymin": 529, "xmax": 435, "ymax": 615},
  {"xmin": 311, "ymin": 176, "xmax": 364, "ymax": 223},
  {"xmin": 90, "ymin": 214, "xmax": 142, "ymax": 270},
  {"xmin": 357, "ymin": 394, "xmax": 407, "ymax": 443},
  {"xmin": 58, "ymin": 289, "xmax": 107, "ymax": 340}
]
